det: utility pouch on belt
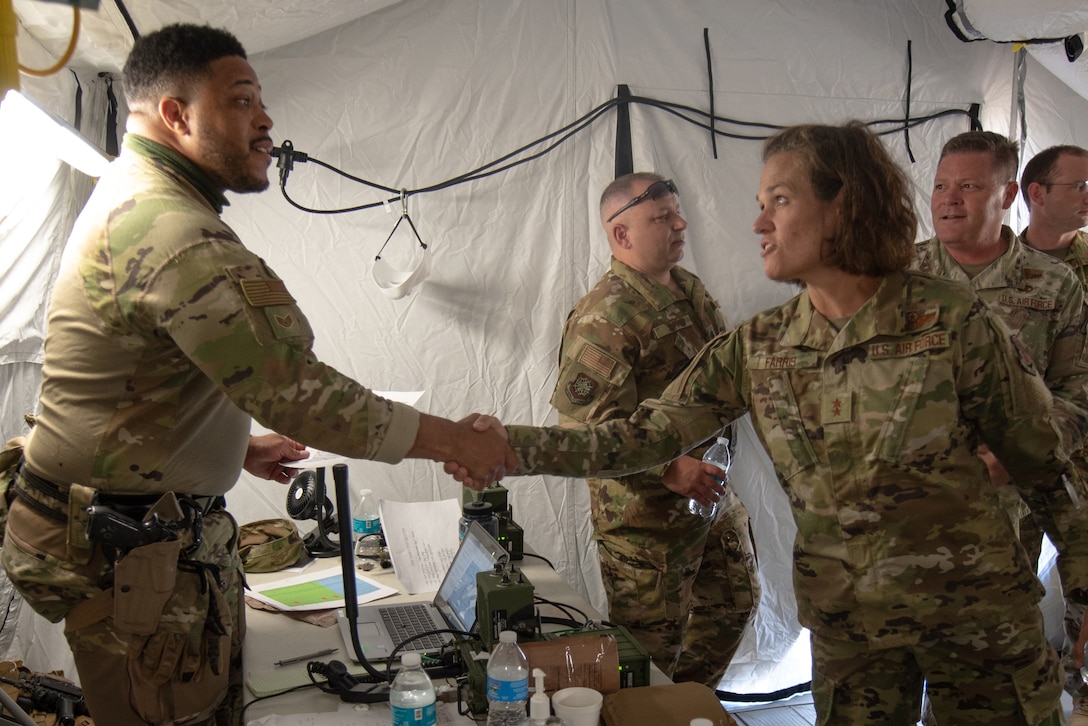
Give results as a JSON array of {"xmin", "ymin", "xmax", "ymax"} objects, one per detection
[
  {"xmin": 66, "ymin": 484, "xmax": 95, "ymax": 566},
  {"xmin": 122, "ymin": 509, "xmax": 236, "ymax": 724},
  {"xmin": 113, "ymin": 539, "xmax": 183, "ymax": 636},
  {"xmin": 0, "ymin": 436, "xmax": 26, "ymax": 546}
]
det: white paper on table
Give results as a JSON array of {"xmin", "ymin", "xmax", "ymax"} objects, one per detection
[
  {"xmin": 245, "ymin": 565, "xmax": 398, "ymax": 611},
  {"xmin": 281, "ymin": 391, "xmax": 424, "ymax": 468},
  {"xmin": 379, "ymin": 498, "xmax": 462, "ymax": 594}
]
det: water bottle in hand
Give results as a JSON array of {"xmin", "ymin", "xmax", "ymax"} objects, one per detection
[{"xmin": 689, "ymin": 437, "xmax": 731, "ymax": 518}]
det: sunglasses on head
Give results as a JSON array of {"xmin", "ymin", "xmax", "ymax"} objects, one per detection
[{"xmin": 606, "ymin": 179, "xmax": 680, "ymax": 223}]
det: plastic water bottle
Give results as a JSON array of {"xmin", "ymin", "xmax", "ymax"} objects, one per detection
[
  {"xmin": 486, "ymin": 630, "xmax": 529, "ymax": 725},
  {"xmin": 689, "ymin": 437, "xmax": 731, "ymax": 518},
  {"xmin": 353, "ymin": 488, "xmax": 381, "ymax": 556},
  {"xmin": 389, "ymin": 652, "xmax": 436, "ymax": 726}
]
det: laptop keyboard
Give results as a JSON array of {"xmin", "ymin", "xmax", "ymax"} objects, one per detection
[{"xmin": 380, "ymin": 604, "xmax": 448, "ymax": 651}]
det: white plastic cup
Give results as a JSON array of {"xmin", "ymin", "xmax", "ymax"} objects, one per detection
[{"xmin": 551, "ymin": 687, "xmax": 603, "ymax": 726}]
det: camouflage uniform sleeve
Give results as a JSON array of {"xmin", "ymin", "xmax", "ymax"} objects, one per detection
[
  {"xmin": 140, "ymin": 242, "xmax": 419, "ymax": 464},
  {"xmin": 1037, "ymin": 272, "xmax": 1088, "ymax": 449},
  {"xmin": 510, "ymin": 328, "xmax": 747, "ymax": 477},
  {"xmin": 961, "ymin": 302, "xmax": 1088, "ymax": 591},
  {"xmin": 550, "ymin": 313, "xmax": 672, "ymax": 479}
]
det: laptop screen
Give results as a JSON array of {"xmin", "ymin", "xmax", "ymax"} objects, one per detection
[{"xmin": 433, "ymin": 521, "xmax": 509, "ymax": 632}]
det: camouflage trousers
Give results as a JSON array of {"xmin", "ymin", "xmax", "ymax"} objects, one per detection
[
  {"xmin": 1, "ymin": 481, "xmax": 245, "ymax": 726},
  {"xmin": 812, "ymin": 605, "xmax": 1063, "ymax": 725},
  {"xmin": 597, "ymin": 493, "xmax": 760, "ymax": 688}
]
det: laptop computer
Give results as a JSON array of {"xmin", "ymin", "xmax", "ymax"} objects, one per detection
[{"xmin": 337, "ymin": 520, "xmax": 509, "ymax": 661}]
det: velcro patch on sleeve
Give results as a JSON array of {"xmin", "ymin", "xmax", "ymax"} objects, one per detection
[
  {"xmin": 565, "ymin": 372, "xmax": 599, "ymax": 405},
  {"xmin": 240, "ymin": 278, "xmax": 296, "ymax": 307},
  {"xmin": 577, "ymin": 344, "xmax": 618, "ymax": 379}
]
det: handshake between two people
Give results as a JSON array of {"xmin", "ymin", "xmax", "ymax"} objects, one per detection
[
  {"xmin": 424, "ymin": 412, "xmax": 513, "ymax": 491},
  {"xmin": 247, "ymin": 414, "xmax": 513, "ymax": 493}
]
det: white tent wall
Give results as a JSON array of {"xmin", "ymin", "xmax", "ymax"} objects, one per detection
[{"xmin": 3, "ymin": 0, "xmax": 1088, "ymax": 696}]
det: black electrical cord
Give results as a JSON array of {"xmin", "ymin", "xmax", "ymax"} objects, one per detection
[
  {"xmin": 239, "ymin": 682, "xmax": 319, "ymax": 723},
  {"xmin": 385, "ymin": 628, "xmax": 475, "ymax": 681},
  {"xmin": 534, "ymin": 595, "xmax": 587, "ymax": 625},
  {"xmin": 519, "ymin": 551, "xmax": 554, "ymax": 570},
  {"xmin": 716, "ymin": 679, "xmax": 812, "ymax": 704},
  {"xmin": 275, "ymin": 89, "xmax": 974, "ymax": 218}
]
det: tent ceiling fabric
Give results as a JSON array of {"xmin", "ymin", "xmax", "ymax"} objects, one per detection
[
  {"xmin": 14, "ymin": 0, "xmax": 1088, "ymax": 95},
  {"xmin": 950, "ymin": 0, "xmax": 1088, "ymax": 100},
  {"xmin": 13, "ymin": 0, "xmax": 401, "ymax": 73},
  {"xmin": 958, "ymin": 0, "xmax": 1088, "ymax": 40}
]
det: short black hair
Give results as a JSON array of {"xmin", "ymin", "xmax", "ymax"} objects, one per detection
[
  {"xmin": 1020, "ymin": 145, "xmax": 1088, "ymax": 206},
  {"xmin": 122, "ymin": 23, "xmax": 247, "ymax": 110}
]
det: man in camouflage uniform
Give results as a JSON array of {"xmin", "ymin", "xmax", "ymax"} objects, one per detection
[
  {"xmin": 1021, "ymin": 145, "xmax": 1088, "ymax": 294},
  {"xmin": 455, "ymin": 124, "xmax": 1088, "ymax": 724},
  {"xmin": 913, "ymin": 131, "xmax": 1088, "ymax": 552},
  {"xmin": 551, "ymin": 172, "xmax": 759, "ymax": 687},
  {"xmin": 0, "ymin": 24, "xmax": 511, "ymax": 726},
  {"xmin": 1020, "ymin": 143, "xmax": 1088, "ymax": 724}
]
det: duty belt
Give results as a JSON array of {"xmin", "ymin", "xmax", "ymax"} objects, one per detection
[
  {"xmin": 12, "ymin": 461, "xmax": 223, "ymax": 556},
  {"xmin": 13, "ymin": 462, "xmax": 223, "ymax": 521}
]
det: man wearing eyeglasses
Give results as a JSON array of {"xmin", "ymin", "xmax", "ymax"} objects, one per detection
[
  {"xmin": 1021, "ymin": 146, "xmax": 1088, "ymax": 285},
  {"xmin": 549, "ymin": 172, "xmax": 760, "ymax": 688},
  {"xmin": 914, "ymin": 132, "xmax": 1088, "ymax": 722},
  {"xmin": 1021, "ymin": 144, "xmax": 1088, "ymax": 725}
]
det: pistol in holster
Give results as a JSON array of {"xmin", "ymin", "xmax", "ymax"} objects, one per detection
[{"xmin": 85, "ymin": 493, "xmax": 204, "ymax": 559}]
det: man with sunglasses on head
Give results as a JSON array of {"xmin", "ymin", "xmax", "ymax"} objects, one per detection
[
  {"xmin": 1021, "ymin": 144, "xmax": 1088, "ymax": 725},
  {"xmin": 549, "ymin": 172, "xmax": 760, "ymax": 688}
]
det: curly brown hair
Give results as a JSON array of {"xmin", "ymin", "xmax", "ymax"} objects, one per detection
[{"xmin": 762, "ymin": 122, "xmax": 917, "ymax": 277}]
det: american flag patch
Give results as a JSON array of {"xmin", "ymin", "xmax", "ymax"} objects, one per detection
[
  {"xmin": 240, "ymin": 278, "xmax": 295, "ymax": 307},
  {"xmin": 578, "ymin": 344, "xmax": 617, "ymax": 378}
]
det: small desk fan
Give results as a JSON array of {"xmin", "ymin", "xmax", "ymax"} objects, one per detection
[{"xmin": 285, "ymin": 468, "xmax": 340, "ymax": 557}]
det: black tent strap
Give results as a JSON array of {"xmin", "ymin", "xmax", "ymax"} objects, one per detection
[
  {"xmin": 614, "ymin": 84, "xmax": 633, "ymax": 179},
  {"xmin": 903, "ymin": 41, "xmax": 915, "ymax": 164},
  {"xmin": 704, "ymin": 28, "xmax": 717, "ymax": 160},
  {"xmin": 98, "ymin": 73, "xmax": 118, "ymax": 157},
  {"xmin": 70, "ymin": 69, "xmax": 82, "ymax": 132}
]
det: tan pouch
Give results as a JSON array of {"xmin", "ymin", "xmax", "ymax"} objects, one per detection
[
  {"xmin": 65, "ymin": 483, "xmax": 96, "ymax": 566},
  {"xmin": 0, "ymin": 436, "xmax": 26, "ymax": 547},
  {"xmin": 125, "ymin": 561, "xmax": 232, "ymax": 723},
  {"xmin": 113, "ymin": 539, "xmax": 182, "ymax": 636}
]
